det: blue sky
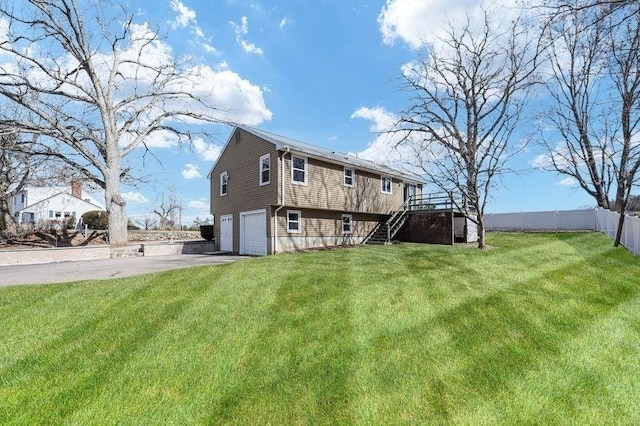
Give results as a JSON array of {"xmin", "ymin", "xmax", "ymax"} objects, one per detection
[{"xmin": 117, "ymin": 0, "xmax": 594, "ymax": 224}]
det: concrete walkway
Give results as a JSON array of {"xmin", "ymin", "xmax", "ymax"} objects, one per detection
[{"xmin": 0, "ymin": 254, "xmax": 247, "ymax": 287}]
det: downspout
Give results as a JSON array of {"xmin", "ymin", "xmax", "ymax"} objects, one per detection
[{"xmin": 273, "ymin": 147, "xmax": 290, "ymax": 254}]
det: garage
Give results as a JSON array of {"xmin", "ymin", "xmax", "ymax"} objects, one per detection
[{"xmin": 240, "ymin": 209, "xmax": 267, "ymax": 255}]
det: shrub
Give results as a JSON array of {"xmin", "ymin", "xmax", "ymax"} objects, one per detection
[
  {"xmin": 81, "ymin": 211, "xmax": 108, "ymax": 230},
  {"xmin": 200, "ymin": 225, "xmax": 214, "ymax": 241},
  {"xmin": 65, "ymin": 215, "xmax": 77, "ymax": 230}
]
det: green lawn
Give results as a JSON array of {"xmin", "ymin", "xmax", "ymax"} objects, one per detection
[{"xmin": 1, "ymin": 232, "xmax": 639, "ymax": 424}]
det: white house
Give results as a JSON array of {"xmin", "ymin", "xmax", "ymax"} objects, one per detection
[{"xmin": 10, "ymin": 181, "xmax": 105, "ymax": 225}]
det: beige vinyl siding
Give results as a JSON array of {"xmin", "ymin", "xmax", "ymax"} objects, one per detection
[
  {"xmin": 210, "ymin": 128, "xmax": 279, "ymax": 252},
  {"xmin": 275, "ymin": 208, "xmax": 384, "ymax": 252},
  {"xmin": 276, "ymin": 208, "xmax": 384, "ymax": 239},
  {"xmin": 282, "ymin": 155, "xmax": 404, "ymax": 214}
]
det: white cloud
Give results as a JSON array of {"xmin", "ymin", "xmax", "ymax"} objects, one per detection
[
  {"xmin": 531, "ymin": 153, "xmax": 554, "ymax": 169},
  {"xmin": 557, "ymin": 177, "xmax": 577, "ymax": 187},
  {"xmin": 0, "ymin": 16, "xmax": 272, "ymax": 150},
  {"xmin": 178, "ymin": 66, "xmax": 272, "ymax": 124},
  {"xmin": 188, "ymin": 199, "xmax": 209, "ymax": 210},
  {"xmin": 168, "ymin": 0, "xmax": 196, "ymax": 29},
  {"xmin": 352, "ymin": 106, "xmax": 397, "ymax": 132},
  {"xmin": 122, "ymin": 191, "xmax": 149, "ymax": 203},
  {"xmin": 240, "ymin": 40, "xmax": 264, "ymax": 55},
  {"xmin": 378, "ymin": 0, "xmax": 532, "ymax": 50},
  {"xmin": 352, "ymin": 106, "xmax": 415, "ymax": 168},
  {"xmin": 230, "ymin": 16, "xmax": 264, "ymax": 55},
  {"xmin": 279, "ymin": 17, "xmax": 289, "ymax": 30},
  {"xmin": 167, "ymin": 0, "xmax": 218, "ymax": 54},
  {"xmin": 182, "ymin": 163, "xmax": 202, "ymax": 179},
  {"xmin": 192, "ymin": 137, "xmax": 223, "ymax": 162},
  {"xmin": 352, "ymin": 106, "xmax": 442, "ymax": 176}
]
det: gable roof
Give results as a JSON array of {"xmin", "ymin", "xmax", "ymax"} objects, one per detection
[
  {"xmin": 18, "ymin": 191, "xmax": 104, "ymax": 213},
  {"xmin": 210, "ymin": 125, "xmax": 425, "ymax": 184}
]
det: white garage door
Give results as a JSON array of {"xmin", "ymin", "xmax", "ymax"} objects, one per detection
[{"xmin": 240, "ymin": 209, "xmax": 267, "ymax": 256}]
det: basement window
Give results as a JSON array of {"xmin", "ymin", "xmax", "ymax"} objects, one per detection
[
  {"xmin": 342, "ymin": 214, "xmax": 352, "ymax": 234},
  {"xmin": 287, "ymin": 210, "xmax": 301, "ymax": 233}
]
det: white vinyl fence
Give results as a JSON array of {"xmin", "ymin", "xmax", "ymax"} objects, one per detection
[
  {"xmin": 485, "ymin": 208, "xmax": 640, "ymax": 255},
  {"xmin": 595, "ymin": 208, "xmax": 640, "ymax": 255}
]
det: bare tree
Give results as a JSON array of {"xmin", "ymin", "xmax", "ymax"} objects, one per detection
[
  {"xmin": 606, "ymin": 5, "xmax": 640, "ymax": 245},
  {"xmin": 135, "ymin": 213, "xmax": 157, "ymax": 231},
  {"xmin": 0, "ymin": 132, "xmax": 30, "ymax": 233},
  {"xmin": 539, "ymin": 3, "xmax": 640, "ymax": 246},
  {"xmin": 542, "ymin": 0, "xmax": 639, "ymax": 28},
  {"xmin": 0, "ymin": 0, "xmax": 225, "ymax": 246},
  {"xmin": 537, "ymin": 7, "xmax": 614, "ymax": 209},
  {"xmin": 152, "ymin": 192, "xmax": 180, "ymax": 231},
  {"xmin": 393, "ymin": 12, "xmax": 539, "ymax": 248}
]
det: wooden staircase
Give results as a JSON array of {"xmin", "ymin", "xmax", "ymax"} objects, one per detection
[{"xmin": 364, "ymin": 202, "xmax": 410, "ymax": 245}]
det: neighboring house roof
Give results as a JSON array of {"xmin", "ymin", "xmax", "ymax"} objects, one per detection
[
  {"xmin": 16, "ymin": 192, "xmax": 104, "ymax": 215},
  {"xmin": 17, "ymin": 186, "xmax": 105, "ymax": 210},
  {"xmin": 18, "ymin": 192, "xmax": 104, "ymax": 212},
  {"xmin": 209, "ymin": 125, "xmax": 426, "ymax": 184}
]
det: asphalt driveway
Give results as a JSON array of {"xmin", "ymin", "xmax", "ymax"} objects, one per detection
[{"xmin": 0, "ymin": 254, "xmax": 247, "ymax": 287}]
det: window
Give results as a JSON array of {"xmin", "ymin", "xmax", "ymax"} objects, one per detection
[
  {"xmin": 21, "ymin": 193, "xmax": 25, "ymax": 203},
  {"xmin": 344, "ymin": 168, "xmax": 354, "ymax": 187},
  {"xmin": 49, "ymin": 210, "xmax": 54, "ymax": 218},
  {"xmin": 342, "ymin": 214, "xmax": 352, "ymax": 234},
  {"xmin": 55, "ymin": 211, "xmax": 62, "ymax": 218},
  {"xmin": 260, "ymin": 154, "xmax": 270, "ymax": 185},
  {"xmin": 287, "ymin": 210, "xmax": 301, "ymax": 233},
  {"xmin": 220, "ymin": 171, "xmax": 228, "ymax": 196},
  {"xmin": 292, "ymin": 156, "xmax": 307, "ymax": 184},
  {"xmin": 381, "ymin": 176, "xmax": 392, "ymax": 194}
]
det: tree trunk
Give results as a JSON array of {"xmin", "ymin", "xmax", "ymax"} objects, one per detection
[
  {"xmin": 0, "ymin": 199, "xmax": 17, "ymax": 234},
  {"xmin": 614, "ymin": 200, "xmax": 628, "ymax": 247},
  {"xmin": 477, "ymin": 216, "xmax": 486, "ymax": 249},
  {"xmin": 104, "ymin": 166, "xmax": 128, "ymax": 247}
]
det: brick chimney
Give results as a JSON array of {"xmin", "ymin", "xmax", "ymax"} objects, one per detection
[{"xmin": 71, "ymin": 180, "xmax": 82, "ymax": 199}]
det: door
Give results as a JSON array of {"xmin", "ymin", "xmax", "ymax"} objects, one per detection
[
  {"xmin": 404, "ymin": 184, "xmax": 417, "ymax": 209},
  {"xmin": 220, "ymin": 214, "xmax": 233, "ymax": 252},
  {"xmin": 240, "ymin": 209, "xmax": 267, "ymax": 255}
]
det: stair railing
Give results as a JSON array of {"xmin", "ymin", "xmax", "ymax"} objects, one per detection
[{"xmin": 385, "ymin": 196, "xmax": 412, "ymax": 242}]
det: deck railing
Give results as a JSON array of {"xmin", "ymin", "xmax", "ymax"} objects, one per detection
[{"xmin": 406, "ymin": 192, "xmax": 461, "ymax": 211}]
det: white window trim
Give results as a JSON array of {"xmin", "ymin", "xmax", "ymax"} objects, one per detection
[
  {"xmin": 342, "ymin": 214, "xmax": 352, "ymax": 234},
  {"xmin": 287, "ymin": 210, "xmax": 302, "ymax": 233},
  {"xmin": 291, "ymin": 155, "xmax": 308, "ymax": 185},
  {"xmin": 343, "ymin": 167, "xmax": 354, "ymax": 187},
  {"xmin": 381, "ymin": 176, "xmax": 392, "ymax": 194},
  {"xmin": 220, "ymin": 171, "xmax": 228, "ymax": 196},
  {"xmin": 259, "ymin": 154, "xmax": 271, "ymax": 186}
]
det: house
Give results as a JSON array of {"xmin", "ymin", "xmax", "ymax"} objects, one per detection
[
  {"xmin": 208, "ymin": 126, "xmax": 477, "ymax": 255},
  {"xmin": 10, "ymin": 180, "xmax": 105, "ymax": 226}
]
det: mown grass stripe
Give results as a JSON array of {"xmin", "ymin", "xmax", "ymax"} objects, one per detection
[{"xmin": 0, "ymin": 232, "xmax": 638, "ymax": 424}]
